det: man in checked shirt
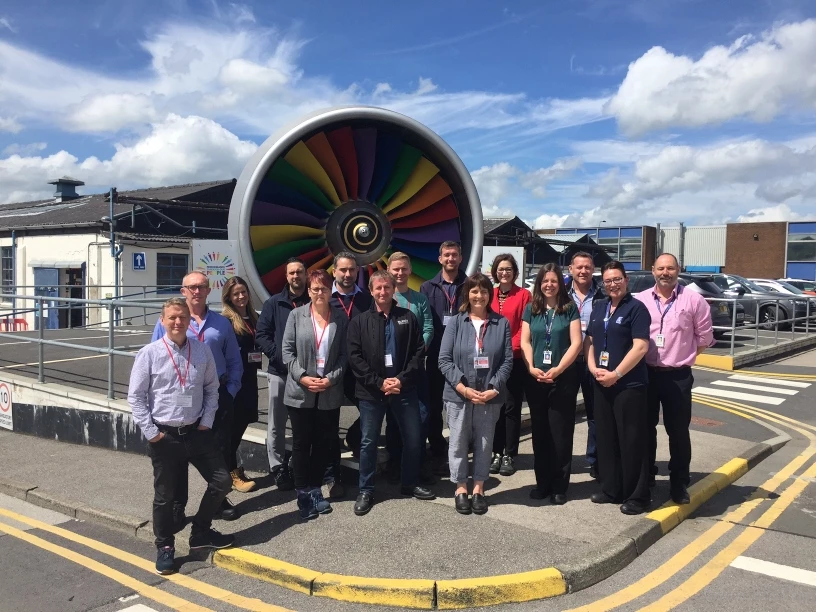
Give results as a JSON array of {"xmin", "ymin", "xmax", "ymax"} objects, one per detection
[{"xmin": 129, "ymin": 298, "xmax": 234, "ymax": 576}]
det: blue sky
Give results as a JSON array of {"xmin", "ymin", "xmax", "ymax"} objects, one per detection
[{"xmin": 1, "ymin": 0, "xmax": 815, "ymax": 227}]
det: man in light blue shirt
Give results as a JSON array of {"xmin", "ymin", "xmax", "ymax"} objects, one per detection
[{"xmin": 151, "ymin": 270, "xmax": 243, "ymax": 521}]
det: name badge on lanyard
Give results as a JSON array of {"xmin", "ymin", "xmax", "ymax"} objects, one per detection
[
  {"xmin": 176, "ymin": 386, "xmax": 194, "ymax": 408},
  {"xmin": 474, "ymin": 319, "xmax": 489, "ymax": 368},
  {"xmin": 385, "ymin": 354, "xmax": 394, "ymax": 367},
  {"xmin": 474, "ymin": 356, "xmax": 490, "ymax": 369},
  {"xmin": 316, "ymin": 357, "xmax": 326, "ymax": 368},
  {"xmin": 248, "ymin": 351, "xmax": 263, "ymax": 363},
  {"xmin": 599, "ymin": 351, "xmax": 610, "ymax": 367},
  {"xmin": 542, "ymin": 350, "xmax": 552, "ymax": 365},
  {"xmin": 443, "ymin": 315, "xmax": 452, "ymax": 326},
  {"xmin": 655, "ymin": 294, "xmax": 675, "ymax": 349},
  {"xmin": 655, "ymin": 335, "xmax": 665, "ymax": 348}
]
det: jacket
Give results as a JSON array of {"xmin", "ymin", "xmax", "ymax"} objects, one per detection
[
  {"xmin": 256, "ymin": 286, "xmax": 311, "ymax": 376},
  {"xmin": 347, "ymin": 302, "xmax": 425, "ymax": 402},
  {"xmin": 438, "ymin": 311, "xmax": 513, "ymax": 406},
  {"xmin": 281, "ymin": 305, "xmax": 347, "ymax": 409},
  {"xmin": 330, "ymin": 286, "xmax": 373, "ymax": 320},
  {"xmin": 420, "ymin": 269, "xmax": 468, "ymax": 355}
]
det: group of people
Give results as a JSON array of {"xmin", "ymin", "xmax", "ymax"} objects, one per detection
[{"xmin": 128, "ymin": 243, "xmax": 713, "ymax": 575}]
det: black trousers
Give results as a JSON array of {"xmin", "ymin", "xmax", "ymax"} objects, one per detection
[
  {"xmin": 148, "ymin": 427, "xmax": 231, "ymax": 548},
  {"xmin": 175, "ymin": 386, "xmax": 233, "ymax": 511},
  {"xmin": 288, "ymin": 406, "xmax": 340, "ymax": 489},
  {"xmin": 647, "ymin": 366, "xmax": 694, "ymax": 486},
  {"xmin": 426, "ymin": 360, "xmax": 448, "ymax": 457},
  {"xmin": 492, "ymin": 357, "xmax": 527, "ymax": 457},
  {"xmin": 524, "ymin": 365, "xmax": 579, "ymax": 495},
  {"xmin": 594, "ymin": 383, "xmax": 650, "ymax": 504},
  {"xmin": 577, "ymin": 356, "xmax": 597, "ymax": 467}
]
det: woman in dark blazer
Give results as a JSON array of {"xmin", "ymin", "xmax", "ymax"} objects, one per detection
[{"xmin": 281, "ymin": 269, "xmax": 347, "ymax": 520}]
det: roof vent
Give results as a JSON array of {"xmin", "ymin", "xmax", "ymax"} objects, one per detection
[{"xmin": 48, "ymin": 176, "xmax": 85, "ymax": 202}]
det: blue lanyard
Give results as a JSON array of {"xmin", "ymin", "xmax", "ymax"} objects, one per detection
[
  {"xmin": 654, "ymin": 293, "xmax": 676, "ymax": 334},
  {"xmin": 544, "ymin": 308, "xmax": 556, "ymax": 349},
  {"xmin": 602, "ymin": 302, "xmax": 613, "ymax": 351}
]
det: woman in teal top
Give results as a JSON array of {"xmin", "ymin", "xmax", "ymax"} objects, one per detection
[{"xmin": 520, "ymin": 263, "xmax": 582, "ymax": 504}]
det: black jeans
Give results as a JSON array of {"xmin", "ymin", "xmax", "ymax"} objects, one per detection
[
  {"xmin": 524, "ymin": 365, "xmax": 579, "ymax": 495},
  {"xmin": 492, "ymin": 357, "xmax": 527, "ymax": 457},
  {"xmin": 647, "ymin": 366, "xmax": 694, "ymax": 486},
  {"xmin": 288, "ymin": 406, "xmax": 340, "ymax": 489},
  {"xmin": 594, "ymin": 383, "xmax": 651, "ymax": 504},
  {"xmin": 148, "ymin": 427, "xmax": 231, "ymax": 548},
  {"xmin": 175, "ymin": 386, "xmax": 233, "ymax": 511},
  {"xmin": 577, "ymin": 356, "xmax": 597, "ymax": 467}
]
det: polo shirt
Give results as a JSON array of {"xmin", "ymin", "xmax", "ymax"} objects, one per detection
[
  {"xmin": 586, "ymin": 293, "xmax": 651, "ymax": 388},
  {"xmin": 522, "ymin": 303, "xmax": 579, "ymax": 370}
]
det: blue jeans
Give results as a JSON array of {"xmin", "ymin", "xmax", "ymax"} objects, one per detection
[
  {"xmin": 359, "ymin": 390, "xmax": 422, "ymax": 493},
  {"xmin": 385, "ymin": 371, "xmax": 429, "ymax": 466}
]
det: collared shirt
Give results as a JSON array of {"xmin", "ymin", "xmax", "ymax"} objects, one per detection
[
  {"xmin": 331, "ymin": 281, "xmax": 362, "ymax": 296},
  {"xmin": 586, "ymin": 294, "xmax": 651, "ymax": 388},
  {"xmin": 635, "ymin": 284, "xmax": 714, "ymax": 368},
  {"xmin": 394, "ymin": 288, "xmax": 434, "ymax": 348},
  {"xmin": 128, "ymin": 335, "xmax": 219, "ymax": 441},
  {"xmin": 151, "ymin": 309, "xmax": 243, "ymax": 396},
  {"xmin": 569, "ymin": 283, "xmax": 598, "ymax": 340}
]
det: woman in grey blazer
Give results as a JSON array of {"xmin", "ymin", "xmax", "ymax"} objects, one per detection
[
  {"xmin": 439, "ymin": 273, "xmax": 512, "ymax": 515},
  {"xmin": 281, "ymin": 269, "xmax": 347, "ymax": 520}
]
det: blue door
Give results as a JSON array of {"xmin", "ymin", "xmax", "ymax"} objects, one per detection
[{"xmin": 33, "ymin": 267, "xmax": 59, "ymax": 330}]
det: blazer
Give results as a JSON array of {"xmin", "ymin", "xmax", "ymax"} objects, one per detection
[
  {"xmin": 281, "ymin": 304, "xmax": 347, "ymax": 410},
  {"xmin": 438, "ymin": 311, "xmax": 513, "ymax": 407}
]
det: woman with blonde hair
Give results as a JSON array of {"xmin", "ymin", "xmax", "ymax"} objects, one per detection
[{"xmin": 222, "ymin": 276, "xmax": 262, "ymax": 493}]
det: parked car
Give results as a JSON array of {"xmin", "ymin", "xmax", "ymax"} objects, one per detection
[
  {"xmin": 778, "ymin": 278, "xmax": 816, "ymax": 296},
  {"xmin": 711, "ymin": 274, "xmax": 809, "ymax": 330},
  {"xmin": 750, "ymin": 278, "xmax": 816, "ymax": 315}
]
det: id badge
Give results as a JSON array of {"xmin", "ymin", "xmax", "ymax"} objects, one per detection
[
  {"xmin": 177, "ymin": 389, "xmax": 193, "ymax": 408},
  {"xmin": 248, "ymin": 351, "xmax": 263, "ymax": 363},
  {"xmin": 385, "ymin": 354, "xmax": 394, "ymax": 367},
  {"xmin": 599, "ymin": 351, "xmax": 610, "ymax": 367},
  {"xmin": 474, "ymin": 356, "xmax": 490, "ymax": 369},
  {"xmin": 542, "ymin": 350, "xmax": 552, "ymax": 365},
  {"xmin": 655, "ymin": 334, "xmax": 665, "ymax": 348},
  {"xmin": 316, "ymin": 357, "xmax": 326, "ymax": 369},
  {"xmin": 443, "ymin": 315, "xmax": 452, "ymax": 326},
  {"xmin": 581, "ymin": 321, "xmax": 587, "ymax": 332}
]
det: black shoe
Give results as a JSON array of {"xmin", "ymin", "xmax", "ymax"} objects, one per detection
[
  {"xmin": 589, "ymin": 464, "xmax": 599, "ymax": 480},
  {"xmin": 354, "ymin": 492, "xmax": 374, "ymax": 516},
  {"xmin": 529, "ymin": 487, "xmax": 549, "ymax": 500},
  {"xmin": 401, "ymin": 486, "xmax": 435, "ymax": 500},
  {"xmin": 550, "ymin": 493, "xmax": 567, "ymax": 506},
  {"xmin": 620, "ymin": 500, "xmax": 650, "ymax": 515},
  {"xmin": 671, "ymin": 484, "xmax": 690, "ymax": 505},
  {"xmin": 214, "ymin": 498, "xmax": 239, "ymax": 521},
  {"xmin": 189, "ymin": 528, "xmax": 234, "ymax": 550},
  {"xmin": 591, "ymin": 492, "xmax": 616, "ymax": 504},
  {"xmin": 499, "ymin": 455, "xmax": 516, "ymax": 476},
  {"xmin": 275, "ymin": 467, "xmax": 294, "ymax": 491},
  {"xmin": 489, "ymin": 453, "xmax": 502, "ymax": 474},
  {"xmin": 455, "ymin": 493, "xmax": 472, "ymax": 515},
  {"xmin": 471, "ymin": 493, "xmax": 488, "ymax": 515},
  {"xmin": 155, "ymin": 546, "xmax": 175, "ymax": 575}
]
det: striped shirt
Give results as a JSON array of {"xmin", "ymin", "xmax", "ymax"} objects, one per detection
[{"xmin": 128, "ymin": 334, "xmax": 220, "ymax": 441}]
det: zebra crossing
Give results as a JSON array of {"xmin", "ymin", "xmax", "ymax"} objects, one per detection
[{"xmin": 692, "ymin": 373, "xmax": 811, "ymax": 406}]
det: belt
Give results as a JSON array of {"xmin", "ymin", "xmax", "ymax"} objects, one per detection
[
  {"xmin": 648, "ymin": 365, "xmax": 690, "ymax": 372},
  {"xmin": 154, "ymin": 418, "xmax": 201, "ymax": 436}
]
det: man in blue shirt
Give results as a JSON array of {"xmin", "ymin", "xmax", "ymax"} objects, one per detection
[{"xmin": 151, "ymin": 270, "xmax": 243, "ymax": 522}]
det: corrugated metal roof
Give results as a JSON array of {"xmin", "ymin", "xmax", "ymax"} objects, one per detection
[{"xmin": 484, "ymin": 217, "xmax": 513, "ymax": 234}]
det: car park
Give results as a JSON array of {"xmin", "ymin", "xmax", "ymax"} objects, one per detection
[
  {"xmin": 711, "ymin": 274, "xmax": 809, "ymax": 330},
  {"xmin": 778, "ymin": 278, "xmax": 816, "ymax": 296},
  {"xmin": 750, "ymin": 278, "xmax": 816, "ymax": 315}
]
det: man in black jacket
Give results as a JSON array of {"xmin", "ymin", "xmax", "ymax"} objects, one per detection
[
  {"xmin": 420, "ymin": 241, "xmax": 467, "ymax": 471},
  {"xmin": 347, "ymin": 271, "xmax": 435, "ymax": 516},
  {"xmin": 256, "ymin": 258, "xmax": 310, "ymax": 490}
]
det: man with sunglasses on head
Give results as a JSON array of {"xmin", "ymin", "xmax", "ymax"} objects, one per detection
[{"xmin": 152, "ymin": 270, "xmax": 243, "ymax": 524}]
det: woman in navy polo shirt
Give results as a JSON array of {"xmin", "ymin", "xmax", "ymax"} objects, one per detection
[
  {"xmin": 585, "ymin": 261, "xmax": 652, "ymax": 515},
  {"xmin": 520, "ymin": 263, "xmax": 582, "ymax": 505}
]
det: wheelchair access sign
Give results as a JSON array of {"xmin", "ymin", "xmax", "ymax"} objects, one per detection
[{"xmin": 0, "ymin": 381, "xmax": 12, "ymax": 431}]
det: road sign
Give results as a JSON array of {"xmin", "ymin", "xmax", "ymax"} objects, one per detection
[
  {"xmin": 132, "ymin": 252, "xmax": 146, "ymax": 271},
  {"xmin": 0, "ymin": 381, "xmax": 12, "ymax": 431}
]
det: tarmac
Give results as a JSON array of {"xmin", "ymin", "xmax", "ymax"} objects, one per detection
[{"xmin": 0, "ymin": 410, "xmax": 788, "ymax": 609}]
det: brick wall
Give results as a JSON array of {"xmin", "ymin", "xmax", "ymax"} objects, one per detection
[{"xmin": 724, "ymin": 222, "xmax": 787, "ymax": 277}]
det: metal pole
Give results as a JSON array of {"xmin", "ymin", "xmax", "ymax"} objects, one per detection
[
  {"xmin": 729, "ymin": 299, "xmax": 736, "ymax": 357},
  {"xmin": 37, "ymin": 297, "xmax": 44, "ymax": 383},
  {"xmin": 807, "ymin": 300, "xmax": 811, "ymax": 335},
  {"xmin": 774, "ymin": 301, "xmax": 779, "ymax": 345},
  {"xmin": 107, "ymin": 302, "xmax": 115, "ymax": 400},
  {"xmin": 143, "ymin": 286, "xmax": 147, "ymax": 325}
]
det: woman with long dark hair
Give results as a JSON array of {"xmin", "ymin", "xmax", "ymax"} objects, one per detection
[
  {"xmin": 585, "ymin": 261, "xmax": 651, "ymax": 515},
  {"xmin": 520, "ymin": 263, "xmax": 582, "ymax": 504},
  {"xmin": 221, "ymin": 276, "xmax": 262, "ymax": 494}
]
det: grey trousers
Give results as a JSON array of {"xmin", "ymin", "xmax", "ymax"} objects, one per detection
[
  {"xmin": 446, "ymin": 401, "xmax": 501, "ymax": 484},
  {"xmin": 266, "ymin": 373, "xmax": 288, "ymax": 472}
]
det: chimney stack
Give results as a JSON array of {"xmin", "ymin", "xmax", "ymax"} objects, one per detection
[{"xmin": 48, "ymin": 176, "xmax": 85, "ymax": 202}]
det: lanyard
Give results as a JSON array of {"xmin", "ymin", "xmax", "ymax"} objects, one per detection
[
  {"xmin": 336, "ymin": 293, "xmax": 355, "ymax": 319},
  {"xmin": 162, "ymin": 337, "xmax": 191, "ymax": 388},
  {"xmin": 602, "ymin": 301, "xmax": 613, "ymax": 351},
  {"xmin": 654, "ymin": 293, "xmax": 676, "ymax": 334},
  {"xmin": 244, "ymin": 318, "xmax": 257, "ymax": 349},
  {"xmin": 312, "ymin": 307, "xmax": 330, "ymax": 354},
  {"xmin": 442, "ymin": 284, "xmax": 457, "ymax": 313},
  {"xmin": 474, "ymin": 318, "xmax": 488, "ymax": 354},
  {"xmin": 544, "ymin": 308, "xmax": 556, "ymax": 349}
]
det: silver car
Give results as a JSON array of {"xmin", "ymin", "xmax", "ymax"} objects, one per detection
[{"xmin": 712, "ymin": 274, "xmax": 809, "ymax": 330}]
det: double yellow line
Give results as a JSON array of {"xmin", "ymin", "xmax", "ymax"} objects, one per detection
[
  {"xmin": 0, "ymin": 508, "xmax": 291, "ymax": 612},
  {"xmin": 567, "ymin": 394, "xmax": 816, "ymax": 612}
]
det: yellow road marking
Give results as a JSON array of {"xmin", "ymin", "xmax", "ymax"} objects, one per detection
[
  {"xmin": 565, "ymin": 397, "xmax": 815, "ymax": 612},
  {"xmin": 639, "ymin": 458, "xmax": 816, "ymax": 611},
  {"xmin": 0, "ymin": 507, "xmax": 290, "ymax": 612},
  {"xmin": 694, "ymin": 365, "xmax": 816, "ymax": 380},
  {"xmin": 0, "ymin": 519, "xmax": 212, "ymax": 612}
]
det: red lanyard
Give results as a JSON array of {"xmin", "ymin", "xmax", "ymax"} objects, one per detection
[
  {"xmin": 474, "ymin": 318, "xmax": 488, "ymax": 354},
  {"xmin": 312, "ymin": 307, "xmax": 330, "ymax": 353},
  {"xmin": 162, "ymin": 337, "xmax": 191, "ymax": 388},
  {"xmin": 337, "ymin": 294, "xmax": 355, "ymax": 319},
  {"xmin": 442, "ymin": 285, "xmax": 457, "ymax": 313}
]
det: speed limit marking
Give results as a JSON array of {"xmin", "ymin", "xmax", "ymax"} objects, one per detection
[{"xmin": 0, "ymin": 381, "xmax": 12, "ymax": 431}]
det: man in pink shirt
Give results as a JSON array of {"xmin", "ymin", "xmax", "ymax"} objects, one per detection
[{"xmin": 635, "ymin": 253, "xmax": 713, "ymax": 505}]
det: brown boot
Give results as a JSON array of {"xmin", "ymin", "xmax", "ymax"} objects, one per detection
[{"xmin": 231, "ymin": 468, "xmax": 256, "ymax": 493}]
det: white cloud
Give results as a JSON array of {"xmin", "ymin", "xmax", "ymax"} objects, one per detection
[
  {"xmin": 2, "ymin": 142, "xmax": 46, "ymax": 156},
  {"xmin": 0, "ymin": 116, "xmax": 23, "ymax": 133},
  {"xmin": 415, "ymin": 77, "xmax": 437, "ymax": 95},
  {"xmin": 736, "ymin": 204, "xmax": 803, "ymax": 223},
  {"xmin": 372, "ymin": 82, "xmax": 392, "ymax": 97},
  {"xmin": 0, "ymin": 17, "xmax": 16, "ymax": 33},
  {"xmin": 607, "ymin": 19, "xmax": 816, "ymax": 135},
  {"xmin": 67, "ymin": 94, "xmax": 159, "ymax": 132},
  {"xmin": 519, "ymin": 157, "xmax": 582, "ymax": 197},
  {"xmin": 218, "ymin": 58, "xmax": 292, "ymax": 94}
]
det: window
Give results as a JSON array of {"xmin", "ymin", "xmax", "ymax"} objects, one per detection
[
  {"xmin": 156, "ymin": 253, "xmax": 188, "ymax": 293},
  {"xmin": 619, "ymin": 238, "xmax": 642, "ymax": 261},
  {"xmin": 787, "ymin": 238, "xmax": 816, "ymax": 262},
  {"xmin": 1, "ymin": 246, "xmax": 12, "ymax": 293}
]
